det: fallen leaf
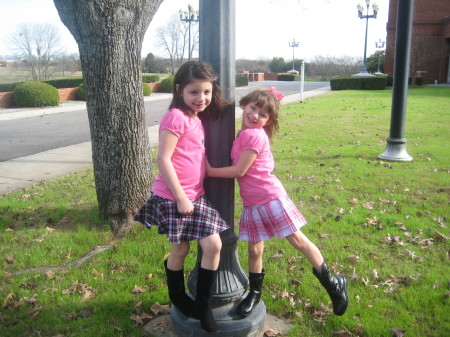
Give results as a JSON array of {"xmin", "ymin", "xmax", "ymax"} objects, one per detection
[
  {"xmin": 150, "ymin": 302, "xmax": 170, "ymax": 315},
  {"xmin": 264, "ymin": 328, "xmax": 281, "ymax": 336},
  {"xmin": 132, "ymin": 285, "xmax": 146, "ymax": 294}
]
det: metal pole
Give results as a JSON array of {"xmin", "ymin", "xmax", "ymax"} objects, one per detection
[
  {"xmin": 300, "ymin": 61, "xmax": 305, "ymax": 102},
  {"xmin": 362, "ymin": 3, "xmax": 369, "ymax": 73},
  {"xmin": 170, "ymin": 0, "xmax": 266, "ymax": 335},
  {"xmin": 188, "ymin": 7, "xmax": 192, "ymax": 60},
  {"xmin": 379, "ymin": 0, "xmax": 414, "ymax": 161}
]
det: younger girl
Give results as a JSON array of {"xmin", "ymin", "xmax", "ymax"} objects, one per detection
[
  {"xmin": 207, "ymin": 87, "xmax": 348, "ymax": 317},
  {"xmin": 134, "ymin": 61, "xmax": 229, "ymax": 332}
]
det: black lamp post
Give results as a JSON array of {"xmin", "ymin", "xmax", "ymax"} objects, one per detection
[
  {"xmin": 375, "ymin": 38, "xmax": 385, "ymax": 74},
  {"xmin": 355, "ymin": 0, "xmax": 379, "ymax": 75},
  {"xmin": 179, "ymin": 4, "xmax": 199, "ymax": 60},
  {"xmin": 288, "ymin": 38, "xmax": 299, "ymax": 72}
]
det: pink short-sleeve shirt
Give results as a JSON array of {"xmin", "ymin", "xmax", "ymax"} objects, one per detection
[
  {"xmin": 152, "ymin": 108, "xmax": 205, "ymax": 201},
  {"xmin": 231, "ymin": 128, "xmax": 286, "ymax": 206}
]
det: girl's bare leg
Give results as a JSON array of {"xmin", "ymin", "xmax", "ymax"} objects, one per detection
[
  {"xmin": 198, "ymin": 233, "xmax": 222, "ymax": 270},
  {"xmin": 286, "ymin": 230, "xmax": 324, "ymax": 271},
  {"xmin": 248, "ymin": 241, "xmax": 265, "ymax": 273},
  {"xmin": 167, "ymin": 241, "xmax": 190, "ymax": 270}
]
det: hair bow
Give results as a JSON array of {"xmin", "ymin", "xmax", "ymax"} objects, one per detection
[{"xmin": 267, "ymin": 87, "xmax": 284, "ymax": 101}]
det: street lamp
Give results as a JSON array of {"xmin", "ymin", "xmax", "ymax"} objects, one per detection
[
  {"xmin": 375, "ymin": 38, "xmax": 385, "ymax": 74},
  {"xmin": 288, "ymin": 38, "xmax": 299, "ymax": 72},
  {"xmin": 355, "ymin": 0, "xmax": 379, "ymax": 75},
  {"xmin": 179, "ymin": 4, "xmax": 199, "ymax": 60}
]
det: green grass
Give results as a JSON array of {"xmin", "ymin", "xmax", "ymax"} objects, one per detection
[{"xmin": 1, "ymin": 87, "xmax": 449, "ymax": 336}]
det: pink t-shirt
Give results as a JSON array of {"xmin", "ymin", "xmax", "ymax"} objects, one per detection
[
  {"xmin": 231, "ymin": 128, "xmax": 286, "ymax": 206},
  {"xmin": 152, "ymin": 108, "xmax": 206, "ymax": 201}
]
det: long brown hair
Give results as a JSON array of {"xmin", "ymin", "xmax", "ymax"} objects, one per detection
[
  {"xmin": 239, "ymin": 89, "xmax": 280, "ymax": 141},
  {"xmin": 169, "ymin": 61, "xmax": 229, "ymax": 119}
]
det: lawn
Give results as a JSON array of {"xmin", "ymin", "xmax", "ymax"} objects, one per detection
[{"xmin": 0, "ymin": 86, "xmax": 449, "ymax": 337}]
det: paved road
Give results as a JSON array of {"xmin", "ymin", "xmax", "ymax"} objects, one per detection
[{"xmin": 0, "ymin": 81, "xmax": 329, "ymax": 162}]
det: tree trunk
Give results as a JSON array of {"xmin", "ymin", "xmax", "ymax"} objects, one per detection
[{"xmin": 53, "ymin": 0, "xmax": 163, "ymax": 237}]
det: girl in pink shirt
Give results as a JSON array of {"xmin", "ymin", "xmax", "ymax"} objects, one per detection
[
  {"xmin": 207, "ymin": 88, "xmax": 348, "ymax": 318},
  {"xmin": 134, "ymin": 61, "xmax": 229, "ymax": 332}
]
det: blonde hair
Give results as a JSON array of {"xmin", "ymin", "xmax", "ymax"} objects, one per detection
[{"xmin": 239, "ymin": 89, "xmax": 280, "ymax": 141}]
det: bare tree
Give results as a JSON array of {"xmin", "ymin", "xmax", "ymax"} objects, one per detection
[
  {"xmin": 7, "ymin": 23, "xmax": 62, "ymax": 81},
  {"xmin": 155, "ymin": 14, "xmax": 191, "ymax": 74},
  {"xmin": 53, "ymin": 0, "xmax": 163, "ymax": 237},
  {"xmin": 410, "ymin": 33, "xmax": 441, "ymax": 85}
]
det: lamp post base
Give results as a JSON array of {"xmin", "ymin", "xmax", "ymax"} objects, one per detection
[
  {"xmin": 379, "ymin": 137, "xmax": 413, "ymax": 161},
  {"xmin": 170, "ymin": 300, "xmax": 266, "ymax": 337}
]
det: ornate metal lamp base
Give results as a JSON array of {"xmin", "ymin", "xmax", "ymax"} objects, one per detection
[
  {"xmin": 170, "ymin": 300, "xmax": 266, "ymax": 337},
  {"xmin": 379, "ymin": 137, "xmax": 413, "ymax": 161}
]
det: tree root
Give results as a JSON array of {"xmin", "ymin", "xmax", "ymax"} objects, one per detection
[{"xmin": 10, "ymin": 242, "xmax": 115, "ymax": 276}]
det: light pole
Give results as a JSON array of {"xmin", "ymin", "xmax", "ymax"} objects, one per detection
[
  {"xmin": 288, "ymin": 38, "xmax": 299, "ymax": 72},
  {"xmin": 355, "ymin": 0, "xmax": 379, "ymax": 75},
  {"xmin": 375, "ymin": 38, "xmax": 385, "ymax": 74},
  {"xmin": 179, "ymin": 4, "xmax": 199, "ymax": 60}
]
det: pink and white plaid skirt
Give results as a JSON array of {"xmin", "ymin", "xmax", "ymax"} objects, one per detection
[{"xmin": 239, "ymin": 195, "xmax": 307, "ymax": 243}]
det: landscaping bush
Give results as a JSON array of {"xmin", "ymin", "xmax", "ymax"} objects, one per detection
[
  {"xmin": 278, "ymin": 74, "xmax": 297, "ymax": 81},
  {"xmin": 236, "ymin": 74, "xmax": 248, "ymax": 87},
  {"xmin": 330, "ymin": 76, "xmax": 387, "ymax": 90},
  {"xmin": 13, "ymin": 81, "xmax": 60, "ymax": 107},
  {"xmin": 0, "ymin": 82, "xmax": 23, "ymax": 92},
  {"xmin": 160, "ymin": 76, "xmax": 174, "ymax": 93},
  {"xmin": 77, "ymin": 83, "xmax": 86, "ymax": 101},
  {"xmin": 385, "ymin": 76, "xmax": 423, "ymax": 87},
  {"xmin": 43, "ymin": 77, "xmax": 84, "ymax": 89},
  {"xmin": 142, "ymin": 82, "xmax": 152, "ymax": 96},
  {"xmin": 142, "ymin": 74, "xmax": 160, "ymax": 83}
]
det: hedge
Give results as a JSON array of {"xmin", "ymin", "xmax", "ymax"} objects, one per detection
[
  {"xmin": 236, "ymin": 74, "xmax": 248, "ymax": 87},
  {"xmin": 142, "ymin": 74, "xmax": 160, "ymax": 83},
  {"xmin": 330, "ymin": 76, "xmax": 387, "ymax": 90}
]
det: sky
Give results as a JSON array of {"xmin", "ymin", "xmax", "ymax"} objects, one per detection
[{"xmin": 0, "ymin": 0, "xmax": 390, "ymax": 62}]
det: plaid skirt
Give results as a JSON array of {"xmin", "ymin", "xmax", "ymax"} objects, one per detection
[
  {"xmin": 134, "ymin": 194, "xmax": 229, "ymax": 243},
  {"xmin": 239, "ymin": 195, "xmax": 307, "ymax": 243}
]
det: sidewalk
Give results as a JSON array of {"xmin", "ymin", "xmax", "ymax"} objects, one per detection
[{"xmin": 0, "ymin": 86, "xmax": 330, "ymax": 195}]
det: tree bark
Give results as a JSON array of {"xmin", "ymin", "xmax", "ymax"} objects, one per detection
[{"xmin": 53, "ymin": 0, "xmax": 163, "ymax": 236}]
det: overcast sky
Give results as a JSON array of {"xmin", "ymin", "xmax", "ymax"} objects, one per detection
[{"xmin": 0, "ymin": 0, "xmax": 390, "ymax": 61}]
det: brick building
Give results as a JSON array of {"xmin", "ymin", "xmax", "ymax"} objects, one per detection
[{"xmin": 385, "ymin": 0, "xmax": 450, "ymax": 84}]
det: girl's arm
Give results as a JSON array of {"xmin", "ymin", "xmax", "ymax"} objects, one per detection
[
  {"xmin": 207, "ymin": 149, "xmax": 257, "ymax": 179},
  {"xmin": 157, "ymin": 129, "xmax": 194, "ymax": 215}
]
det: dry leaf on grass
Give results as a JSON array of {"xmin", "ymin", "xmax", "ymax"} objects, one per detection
[
  {"xmin": 264, "ymin": 328, "xmax": 281, "ymax": 336},
  {"xmin": 150, "ymin": 302, "xmax": 170, "ymax": 315}
]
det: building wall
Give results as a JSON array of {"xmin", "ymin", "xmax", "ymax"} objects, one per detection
[{"xmin": 385, "ymin": 0, "xmax": 450, "ymax": 84}]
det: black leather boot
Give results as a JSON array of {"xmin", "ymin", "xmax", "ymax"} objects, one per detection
[
  {"xmin": 195, "ymin": 266, "xmax": 219, "ymax": 332},
  {"xmin": 164, "ymin": 260, "xmax": 195, "ymax": 318},
  {"xmin": 313, "ymin": 262, "xmax": 348, "ymax": 316},
  {"xmin": 237, "ymin": 269, "xmax": 265, "ymax": 316}
]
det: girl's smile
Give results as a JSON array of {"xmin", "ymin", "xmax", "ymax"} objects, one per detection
[
  {"xmin": 242, "ymin": 102, "xmax": 270, "ymax": 129},
  {"xmin": 180, "ymin": 80, "xmax": 213, "ymax": 115}
]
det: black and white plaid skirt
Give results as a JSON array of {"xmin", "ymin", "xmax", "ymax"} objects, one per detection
[{"xmin": 134, "ymin": 194, "xmax": 229, "ymax": 243}]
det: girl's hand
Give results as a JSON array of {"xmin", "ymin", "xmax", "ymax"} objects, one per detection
[
  {"xmin": 177, "ymin": 197, "xmax": 194, "ymax": 215},
  {"xmin": 205, "ymin": 159, "xmax": 212, "ymax": 177}
]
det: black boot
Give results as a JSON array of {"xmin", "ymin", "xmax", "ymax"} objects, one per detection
[
  {"xmin": 313, "ymin": 262, "xmax": 348, "ymax": 316},
  {"xmin": 237, "ymin": 269, "xmax": 265, "ymax": 316},
  {"xmin": 164, "ymin": 260, "xmax": 195, "ymax": 318},
  {"xmin": 195, "ymin": 266, "xmax": 219, "ymax": 332}
]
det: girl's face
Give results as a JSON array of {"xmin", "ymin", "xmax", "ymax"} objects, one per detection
[
  {"xmin": 241, "ymin": 102, "xmax": 270, "ymax": 129},
  {"xmin": 180, "ymin": 79, "xmax": 213, "ymax": 115}
]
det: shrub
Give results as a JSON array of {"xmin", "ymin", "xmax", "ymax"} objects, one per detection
[
  {"xmin": 236, "ymin": 74, "xmax": 248, "ymax": 87},
  {"xmin": 142, "ymin": 82, "xmax": 152, "ymax": 96},
  {"xmin": 330, "ymin": 76, "xmax": 387, "ymax": 90},
  {"xmin": 160, "ymin": 76, "xmax": 174, "ymax": 93},
  {"xmin": 385, "ymin": 76, "xmax": 423, "ymax": 87},
  {"xmin": 13, "ymin": 81, "xmax": 60, "ymax": 107},
  {"xmin": 142, "ymin": 74, "xmax": 160, "ymax": 83},
  {"xmin": 77, "ymin": 83, "xmax": 86, "ymax": 101},
  {"xmin": 0, "ymin": 82, "xmax": 23, "ymax": 92},
  {"xmin": 43, "ymin": 77, "xmax": 84, "ymax": 89},
  {"xmin": 278, "ymin": 74, "xmax": 298, "ymax": 81}
]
